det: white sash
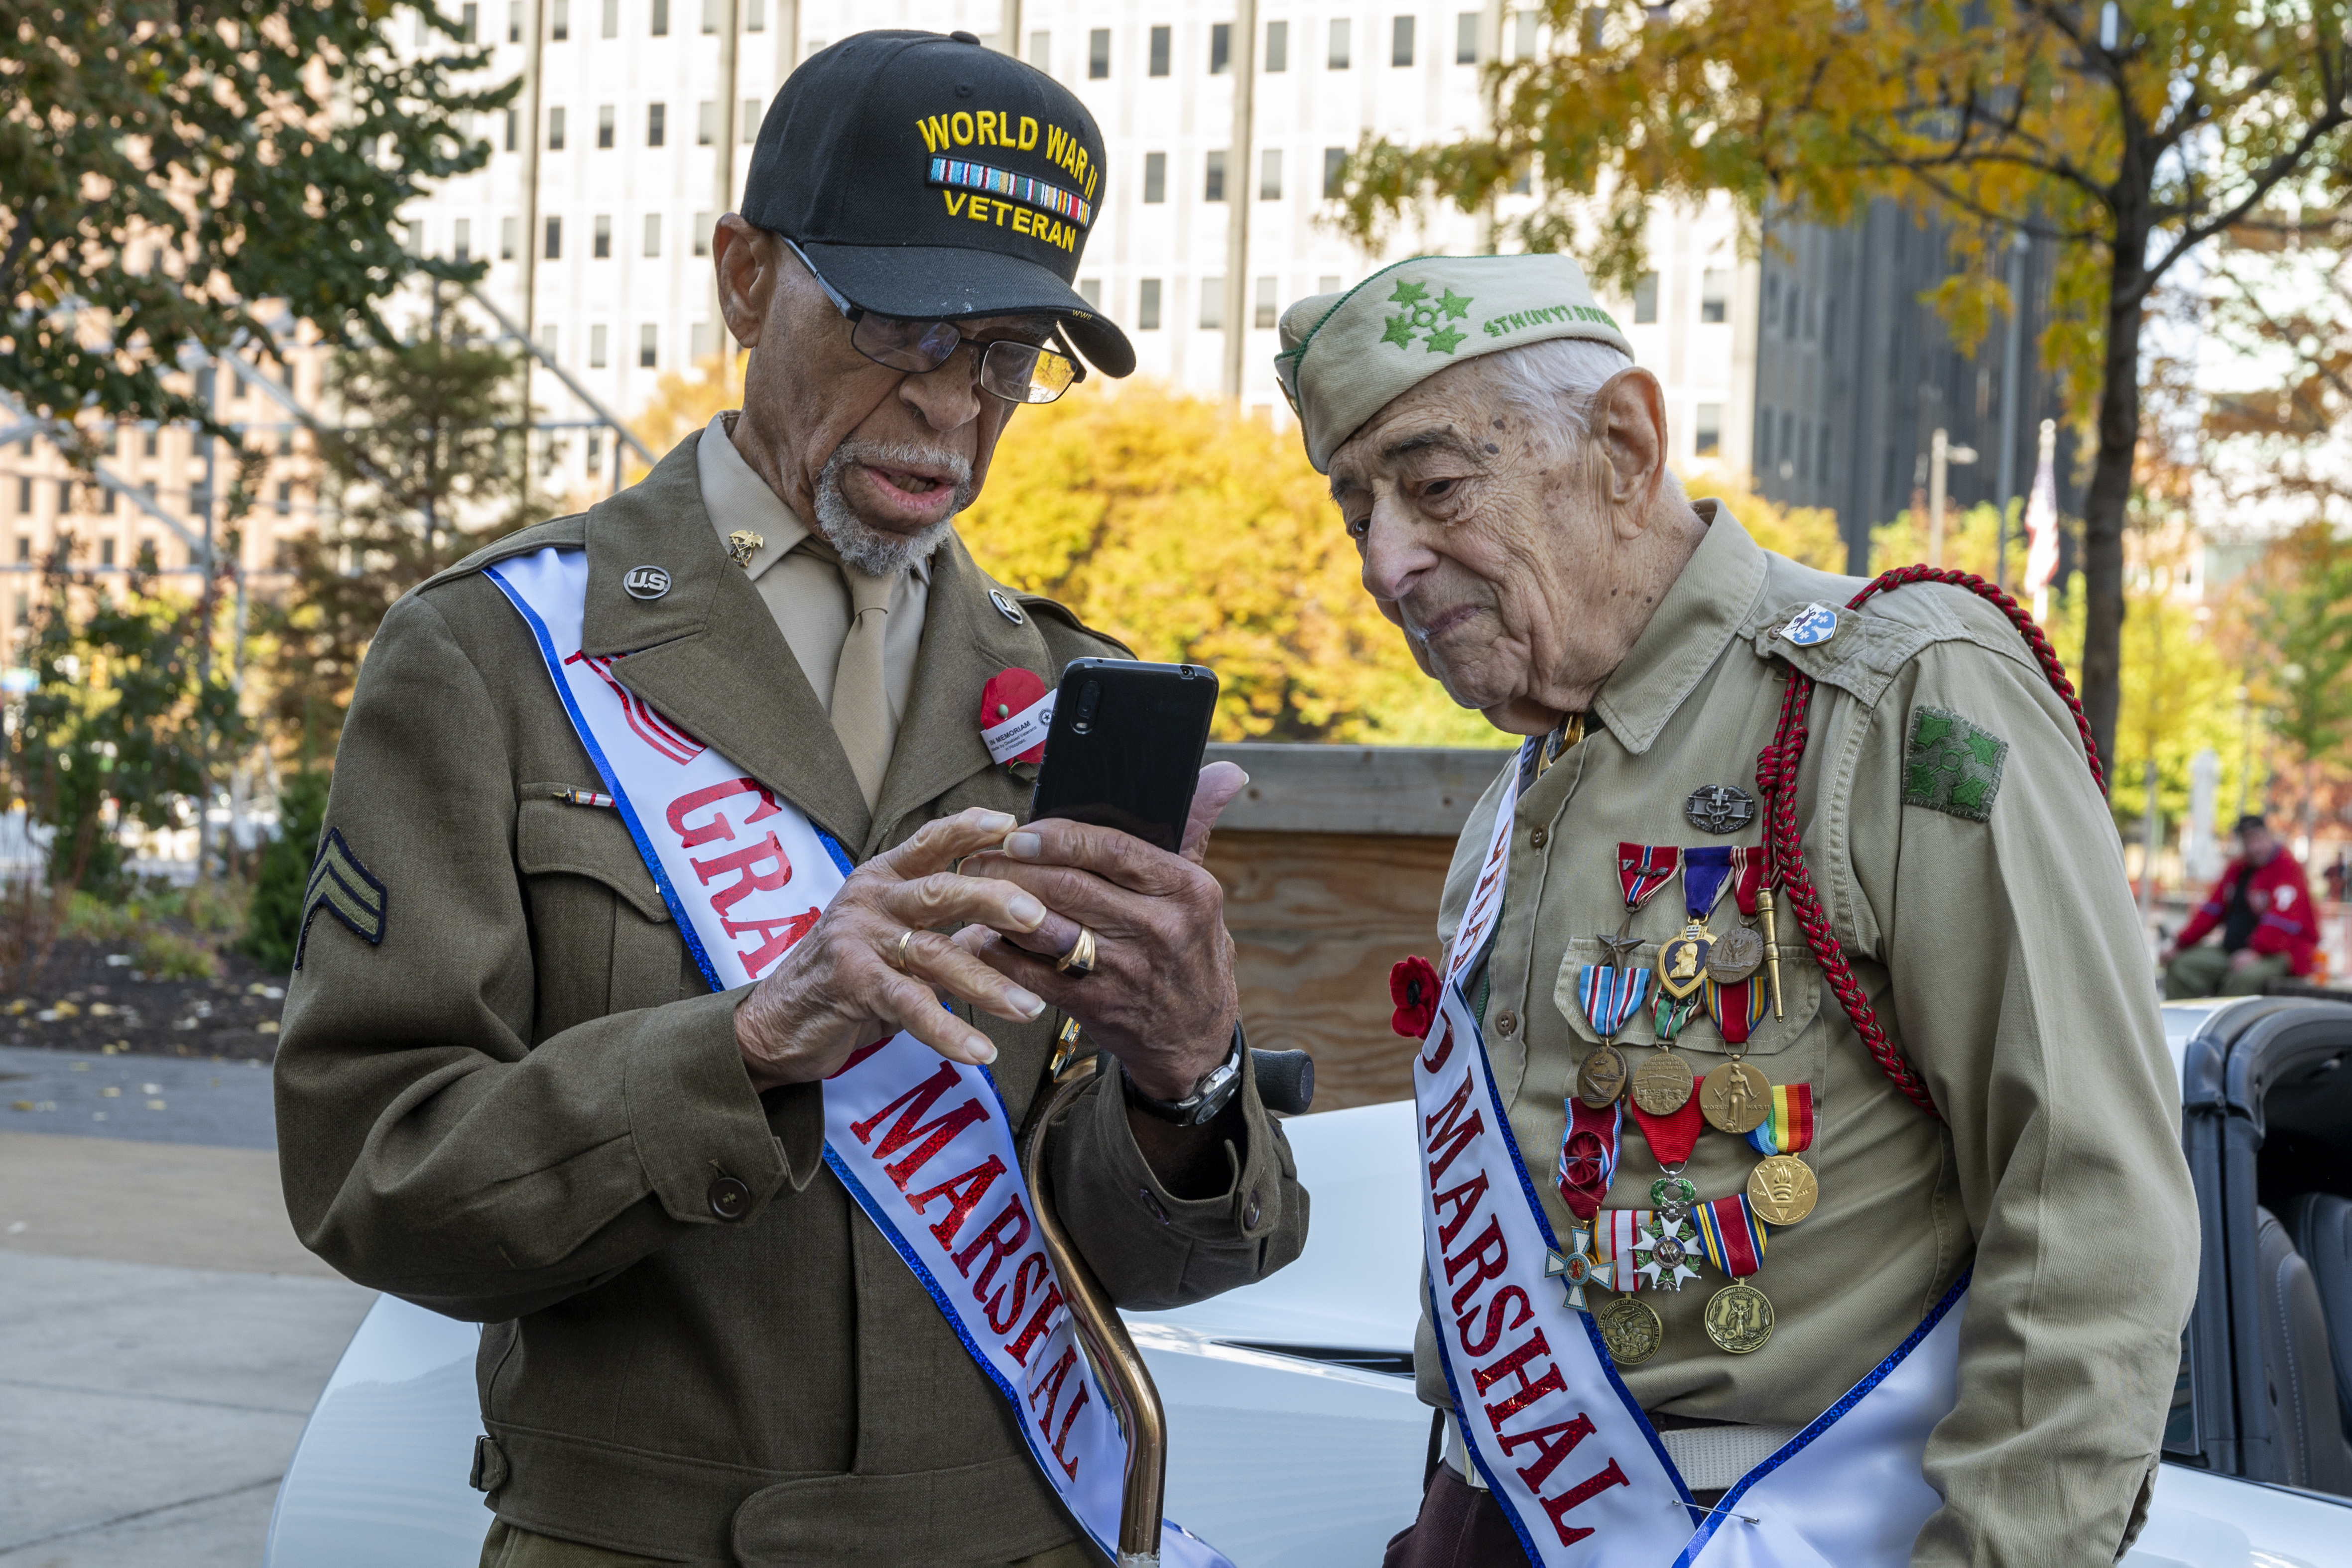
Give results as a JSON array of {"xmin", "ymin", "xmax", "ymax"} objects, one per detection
[
  {"xmin": 488, "ymin": 546, "xmax": 1230, "ymax": 1568},
  {"xmin": 1416, "ymin": 743, "xmax": 1967, "ymax": 1567}
]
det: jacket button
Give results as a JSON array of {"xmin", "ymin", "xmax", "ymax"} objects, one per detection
[
  {"xmin": 1530, "ymin": 827, "xmax": 1549, "ymax": 849},
  {"xmin": 708, "ymin": 1176, "xmax": 751, "ymax": 1220},
  {"xmin": 1242, "ymin": 1191, "xmax": 1263, "ymax": 1229},
  {"xmin": 1496, "ymin": 1011, "xmax": 1518, "ymax": 1037}
]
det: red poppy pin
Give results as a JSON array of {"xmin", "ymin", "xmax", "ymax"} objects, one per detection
[
  {"xmin": 980, "ymin": 667, "xmax": 1051, "ymax": 766},
  {"xmin": 1390, "ymin": 955, "xmax": 1441, "ymax": 1039}
]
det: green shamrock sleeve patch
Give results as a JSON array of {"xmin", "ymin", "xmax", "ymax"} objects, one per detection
[
  {"xmin": 1904, "ymin": 707, "xmax": 2008, "ymax": 823},
  {"xmin": 296, "ymin": 828, "xmax": 387, "ymax": 968}
]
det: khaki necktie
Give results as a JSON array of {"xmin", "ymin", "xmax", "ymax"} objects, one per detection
[{"xmin": 799, "ymin": 537, "xmax": 895, "ymax": 809}]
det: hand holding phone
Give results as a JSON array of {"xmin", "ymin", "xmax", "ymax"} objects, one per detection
[{"xmin": 1026, "ymin": 659, "xmax": 1220, "ymax": 852}]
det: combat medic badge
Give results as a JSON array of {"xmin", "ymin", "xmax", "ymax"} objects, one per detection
[{"xmin": 1684, "ymin": 784, "xmax": 1756, "ymax": 836}]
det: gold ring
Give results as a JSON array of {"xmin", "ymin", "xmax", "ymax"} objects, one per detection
[
  {"xmin": 1056, "ymin": 924, "xmax": 1098, "ymax": 976},
  {"xmin": 895, "ymin": 930, "xmax": 917, "ymax": 971}
]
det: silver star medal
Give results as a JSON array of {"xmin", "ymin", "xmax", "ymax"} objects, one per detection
[
  {"xmin": 1633, "ymin": 1215, "xmax": 1701, "ymax": 1292},
  {"xmin": 1545, "ymin": 1225, "xmax": 1597, "ymax": 1312}
]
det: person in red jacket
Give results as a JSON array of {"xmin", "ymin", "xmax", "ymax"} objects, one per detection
[{"xmin": 2163, "ymin": 815, "xmax": 2320, "ymax": 997}]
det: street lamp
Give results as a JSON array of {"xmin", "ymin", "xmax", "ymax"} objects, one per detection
[{"xmin": 1928, "ymin": 428, "xmax": 1978, "ymax": 568}]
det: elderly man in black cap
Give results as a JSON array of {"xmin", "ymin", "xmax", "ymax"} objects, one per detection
[{"xmin": 274, "ymin": 30, "xmax": 1305, "ymax": 1568}]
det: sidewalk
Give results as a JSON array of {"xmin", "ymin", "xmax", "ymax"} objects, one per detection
[{"xmin": 0, "ymin": 1047, "xmax": 377, "ymax": 1567}]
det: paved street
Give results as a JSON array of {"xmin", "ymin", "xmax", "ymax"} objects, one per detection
[{"xmin": 0, "ymin": 1046, "xmax": 377, "ymax": 1567}]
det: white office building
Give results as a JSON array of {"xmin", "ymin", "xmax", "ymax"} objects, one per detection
[{"xmin": 399, "ymin": 0, "xmax": 1759, "ymax": 488}]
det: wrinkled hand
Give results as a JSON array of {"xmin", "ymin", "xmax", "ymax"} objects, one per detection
[
  {"xmin": 957, "ymin": 763, "xmax": 1249, "ymax": 1101},
  {"xmin": 734, "ymin": 808, "xmax": 1051, "ymax": 1090}
]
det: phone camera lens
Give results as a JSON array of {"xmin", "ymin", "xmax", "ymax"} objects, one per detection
[{"xmin": 1072, "ymin": 679, "xmax": 1101, "ymax": 735}]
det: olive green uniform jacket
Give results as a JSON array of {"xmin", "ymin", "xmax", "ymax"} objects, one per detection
[
  {"xmin": 275, "ymin": 435, "xmax": 1307, "ymax": 1567},
  {"xmin": 1422, "ymin": 507, "xmax": 2195, "ymax": 1566}
]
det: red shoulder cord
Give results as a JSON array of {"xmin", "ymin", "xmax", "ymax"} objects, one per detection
[{"xmin": 1749, "ymin": 566, "xmax": 2107, "ymax": 1120}]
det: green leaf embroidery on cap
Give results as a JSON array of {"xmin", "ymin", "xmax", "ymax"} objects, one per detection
[
  {"xmin": 1380, "ymin": 278, "xmax": 1477, "ymax": 354},
  {"xmin": 1903, "ymin": 706, "xmax": 2008, "ymax": 823}
]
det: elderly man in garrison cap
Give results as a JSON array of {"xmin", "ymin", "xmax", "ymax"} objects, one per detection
[
  {"xmin": 1275, "ymin": 255, "xmax": 2194, "ymax": 1567},
  {"xmin": 275, "ymin": 30, "xmax": 1305, "ymax": 1568}
]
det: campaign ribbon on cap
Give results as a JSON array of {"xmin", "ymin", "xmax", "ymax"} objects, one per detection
[{"xmin": 980, "ymin": 668, "xmax": 1053, "ymax": 765}]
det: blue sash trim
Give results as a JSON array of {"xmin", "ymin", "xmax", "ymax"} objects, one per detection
[
  {"xmin": 485, "ymin": 562, "xmax": 729, "ymax": 991},
  {"xmin": 1427, "ymin": 973, "xmax": 1699, "ymax": 1549},
  {"xmin": 1668, "ymin": 1267, "xmax": 1974, "ymax": 1568}
]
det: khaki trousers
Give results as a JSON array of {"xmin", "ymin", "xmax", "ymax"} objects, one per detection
[
  {"xmin": 2163, "ymin": 946, "xmax": 2288, "ymax": 999},
  {"xmin": 480, "ymin": 1519, "xmax": 1101, "ymax": 1568}
]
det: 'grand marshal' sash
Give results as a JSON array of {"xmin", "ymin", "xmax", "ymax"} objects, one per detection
[
  {"xmin": 489, "ymin": 546, "xmax": 1230, "ymax": 1567},
  {"xmin": 1417, "ymin": 741, "xmax": 1968, "ymax": 1567}
]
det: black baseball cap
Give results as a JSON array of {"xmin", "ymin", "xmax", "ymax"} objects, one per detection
[{"xmin": 742, "ymin": 29, "xmax": 1134, "ymax": 377}]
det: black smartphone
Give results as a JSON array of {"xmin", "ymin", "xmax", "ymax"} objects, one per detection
[{"xmin": 1028, "ymin": 659, "xmax": 1220, "ymax": 853}]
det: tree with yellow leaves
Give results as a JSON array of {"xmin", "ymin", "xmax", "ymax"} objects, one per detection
[
  {"xmin": 956, "ymin": 380, "xmax": 1860, "ymax": 746},
  {"xmin": 1331, "ymin": 0, "xmax": 2352, "ymax": 783}
]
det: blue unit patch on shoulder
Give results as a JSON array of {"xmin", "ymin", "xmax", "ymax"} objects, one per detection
[{"xmin": 1781, "ymin": 603, "xmax": 1839, "ymax": 647}]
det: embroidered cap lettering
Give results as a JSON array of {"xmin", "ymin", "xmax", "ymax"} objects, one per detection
[
  {"xmin": 296, "ymin": 828, "xmax": 387, "ymax": 967},
  {"xmin": 1904, "ymin": 706, "xmax": 2009, "ymax": 822}
]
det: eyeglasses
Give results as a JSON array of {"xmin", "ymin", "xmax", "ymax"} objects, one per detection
[{"xmin": 784, "ymin": 238, "xmax": 1084, "ymax": 405}]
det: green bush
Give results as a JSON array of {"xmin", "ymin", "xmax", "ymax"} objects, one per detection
[
  {"xmin": 244, "ymin": 771, "xmax": 330, "ymax": 975},
  {"xmin": 62, "ymin": 892, "xmax": 142, "ymax": 945},
  {"xmin": 137, "ymin": 927, "xmax": 220, "ymax": 980}
]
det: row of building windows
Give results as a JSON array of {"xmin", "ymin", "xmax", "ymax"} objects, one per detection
[
  {"xmin": 518, "ymin": 99, "xmax": 760, "ymax": 153},
  {"xmin": 1629, "ymin": 268, "xmax": 1733, "ymax": 326},
  {"xmin": 447, "ymin": 0, "xmax": 772, "ymax": 44},
  {"xmin": 1, "ymin": 476, "xmax": 308, "ymax": 519},
  {"xmin": 1758, "ymin": 410, "xmax": 1831, "ymax": 482}
]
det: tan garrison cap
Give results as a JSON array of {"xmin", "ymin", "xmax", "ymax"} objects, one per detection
[{"xmin": 1274, "ymin": 253, "xmax": 1635, "ymax": 472}]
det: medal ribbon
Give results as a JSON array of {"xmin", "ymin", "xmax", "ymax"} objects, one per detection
[
  {"xmin": 1595, "ymin": 1207, "xmax": 1651, "ymax": 1291},
  {"xmin": 1728, "ymin": 844, "xmax": 1771, "ymax": 915},
  {"xmin": 1618, "ymin": 842, "xmax": 1681, "ymax": 910},
  {"xmin": 1626, "ymin": 1091, "xmax": 1705, "ymax": 1167},
  {"xmin": 1554, "ymin": 1097, "xmax": 1622, "ymax": 1221},
  {"xmin": 1744, "ymin": 1083, "xmax": 1818, "ymax": 1157},
  {"xmin": 1694, "ymin": 1194, "xmax": 1771, "ymax": 1278},
  {"xmin": 1706, "ymin": 976, "xmax": 1770, "ymax": 1045},
  {"xmin": 1681, "ymin": 844, "xmax": 1734, "ymax": 920},
  {"xmin": 1576, "ymin": 963, "xmax": 1650, "ymax": 1038}
]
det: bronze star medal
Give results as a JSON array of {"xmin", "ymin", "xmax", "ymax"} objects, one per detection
[{"xmin": 1545, "ymin": 1225, "xmax": 1597, "ymax": 1312}]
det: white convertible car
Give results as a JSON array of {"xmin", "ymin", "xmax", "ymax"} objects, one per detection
[{"xmin": 265, "ymin": 997, "xmax": 2352, "ymax": 1566}]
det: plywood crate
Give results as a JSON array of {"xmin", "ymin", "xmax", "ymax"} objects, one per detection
[{"xmin": 1201, "ymin": 742, "xmax": 1511, "ymax": 1110}]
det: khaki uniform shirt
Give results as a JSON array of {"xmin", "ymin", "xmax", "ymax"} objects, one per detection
[
  {"xmin": 275, "ymin": 432, "xmax": 1306, "ymax": 1566},
  {"xmin": 694, "ymin": 411, "xmax": 930, "ymax": 743},
  {"xmin": 1422, "ymin": 506, "xmax": 2194, "ymax": 1564}
]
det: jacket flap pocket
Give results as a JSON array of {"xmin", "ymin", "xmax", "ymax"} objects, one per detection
[
  {"xmin": 1550, "ymin": 933, "xmax": 1819, "ymax": 1058},
  {"xmin": 516, "ymin": 792, "xmax": 670, "ymax": 924}
]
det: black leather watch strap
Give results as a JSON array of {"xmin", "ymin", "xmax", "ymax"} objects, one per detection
[{"xmin": 1121, "ymin": 1023, "xmax": 1246, "ymax": 1126}]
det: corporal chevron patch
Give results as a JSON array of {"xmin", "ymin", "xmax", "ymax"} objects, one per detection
[{"xmin": 296, "ymin": 828, "xmax": 388, "ymax": 968}]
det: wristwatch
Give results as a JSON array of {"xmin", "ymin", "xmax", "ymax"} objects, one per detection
[{"xmin": 1121, "ymin": 1024, "xmax": 1246, "ymax": 1127}]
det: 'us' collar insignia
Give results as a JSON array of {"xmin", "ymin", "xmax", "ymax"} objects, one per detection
[
  {"xmin": 623, "ymin": 565, "xmax": 671, "ymax": 600},
  {"xmin": 988, "ymin": 588, "xmax": 1024, "ymax": 624},
  {"xmin": 1780, "ymin": 603, "xmax": 1838, "ymax": 646}
]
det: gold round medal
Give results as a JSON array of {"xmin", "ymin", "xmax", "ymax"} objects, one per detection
[
  {"xmin": 1577, "ymin": 1044, "xmax": 1628, "ymax": 1107},
  {"xmin": 1703, "ymin": 1282, "xmax": 1776, "ymax": 1354},
  {"xmin": 1746, "ymin": 1154, "xmax": 1819, "ymax": 1225},
  {"xmin": 1595, "ymin": 1294, "xmax": 1663, "ymax": 1366},
  {"xmin": 1707, "ymin": 925, "xmax": 1765, "ymax": 983},
  {"xmin": 1700, "ymin": 1060, "xmax": 1772, "ymax": 1135},
  {"xmin": 1629, "ymin": 1049, "xmax": 1695, "ymax": 1115}
]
